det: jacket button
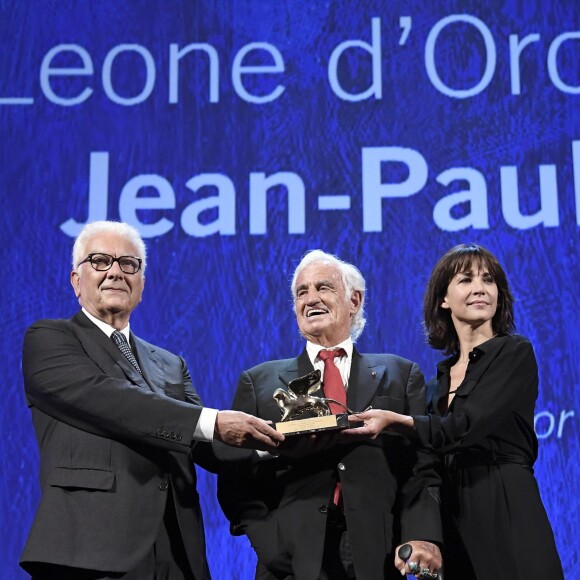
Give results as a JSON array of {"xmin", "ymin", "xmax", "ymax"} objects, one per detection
[
  {"xmin": 338, "ymin": 462, "xmax": 346, "ymax": 471},
  {"xmin": 319, "ymin": 505, "xmax": 328, "ymax": 514},
  {"xmin": 159, "ymin": 481, "xmax": 169, "ymax": 491}
]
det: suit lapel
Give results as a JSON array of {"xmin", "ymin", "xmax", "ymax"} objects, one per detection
[
  {"xmin": 262, "ymin": 350, "xmax": 314, "ymax": 421},
  {"xmin": 347, "ymin": 350, "xmax": 387, "ymax": 413},
  {"xmin": 277, "ymin": 349, "xmax": 313, "ymax": 388},
  {"xmin": 71, "ymin": 311, "xmax": 155, "ymax": 392}
]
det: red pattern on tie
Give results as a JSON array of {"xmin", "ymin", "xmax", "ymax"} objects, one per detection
[{"xmin": 318, "ymin": 349, "xmax": 347, "ymax": 414}]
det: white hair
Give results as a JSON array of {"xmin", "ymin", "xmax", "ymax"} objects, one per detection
[
  {"xmin": 291, "ymin": 249, "xmax": 367, "ymax": 342},
  {"xmin": 72, "ymin": 221, "xmax": 147, "ymax": 273}
]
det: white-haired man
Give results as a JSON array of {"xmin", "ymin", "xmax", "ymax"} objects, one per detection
[
  {"xmin": 21, "ymin": 221, "xmax": 283, "ymax": 580},
  {"xmin": 218, "ymin": 250, "xmax": 442, "ymax": 580}
]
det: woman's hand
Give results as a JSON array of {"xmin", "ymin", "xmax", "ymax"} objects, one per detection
[{"xmin": 341, "ymin": 409, "xmax": 414, "ymax": 440}]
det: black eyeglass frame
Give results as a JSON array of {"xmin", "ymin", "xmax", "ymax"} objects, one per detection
[{"xmin": 78, "ymin": 253, "xmax": 143, "ymax": 274}]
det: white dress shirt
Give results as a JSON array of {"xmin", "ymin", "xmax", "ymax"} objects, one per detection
[{"xmin": 306, "ymin": 336, "xmax": 353, "ymax": 394}]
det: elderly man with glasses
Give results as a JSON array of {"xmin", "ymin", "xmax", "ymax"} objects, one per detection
[{"xmin": 20, "ymin": 220, "xmax": 283, "ymax": 580}]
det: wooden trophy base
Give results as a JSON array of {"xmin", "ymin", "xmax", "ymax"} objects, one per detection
[{"xmin": 275, "ymin": 413, "xmax": 352, "ymax": 436}]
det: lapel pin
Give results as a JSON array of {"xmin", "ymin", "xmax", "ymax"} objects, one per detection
[{"xmin": 371, "ymin": 371, "xmax": 377, "ymax": 378}]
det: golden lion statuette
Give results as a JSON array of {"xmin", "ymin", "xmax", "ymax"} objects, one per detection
[{"xmin": 272, "ymin": 369, "xmax": 354, "ymax": 436}]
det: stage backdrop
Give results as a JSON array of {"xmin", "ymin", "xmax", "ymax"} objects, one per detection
[{"xmin": 1, "ymin": 1, "xmax": 578, "ymax": 578}]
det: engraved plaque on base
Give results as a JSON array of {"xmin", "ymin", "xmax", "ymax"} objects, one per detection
[{"xmin": 275, "ymin": 412, "xmax": 350, "ymax": 435}]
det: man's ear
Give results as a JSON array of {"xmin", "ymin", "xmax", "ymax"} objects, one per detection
[
  {"xmin": 350, "ymin": 290, "xmax": 362, "ymax": 314},
  {"xmin": 70, "ymin": 271, "xmax": 81, "ymax": 298}
]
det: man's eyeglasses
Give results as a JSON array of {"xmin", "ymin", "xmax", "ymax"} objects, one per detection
[{"xmin": 78, "ymin": 253, "xmax": 143, "ymax": 275}]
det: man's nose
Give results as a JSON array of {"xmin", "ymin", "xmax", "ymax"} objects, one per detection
[
  {"xmin": 305, "ymin": 289, "xmax": 321, "ymax": 304},
  {"xmin": 107, "ymin": 261, "xmax": 124, "ymax": 277}
]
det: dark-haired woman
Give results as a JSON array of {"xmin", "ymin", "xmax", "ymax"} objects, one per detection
[{"xmin": 346, "ymin": 244, "xmax": 563, "ymax": 579}]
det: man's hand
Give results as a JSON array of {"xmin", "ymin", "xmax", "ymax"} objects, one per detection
[
  {"xmin": 395, "ymin": 540, "xmax": 442, "ymax": 578},
  {"xmin": 214, "ymin": 410, "xmax": 284, "ymax": 451}
]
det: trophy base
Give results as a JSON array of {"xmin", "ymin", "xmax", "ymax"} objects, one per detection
[{"xmin": 275, "ymin": 413, "xmax": 351, "ymax": 436}]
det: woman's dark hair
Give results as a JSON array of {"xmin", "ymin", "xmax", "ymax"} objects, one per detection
[{"xmin": 423, "ymin": 244, "xmax": 515, "ymax": 354}]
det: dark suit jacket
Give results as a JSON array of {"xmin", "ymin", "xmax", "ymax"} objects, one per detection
[
  {"xmin": 218, "ymin": 349, "xmax": 442, "ymax": 580},
  {"xmin": 20, "ymin": 311, "xmax": 214, "ymax": 578}
]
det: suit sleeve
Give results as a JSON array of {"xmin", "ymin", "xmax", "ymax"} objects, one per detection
[
  {"xmin": 399, "ymin": 362, "xmax": 443, "ymax": 544},
  {"xmin": 23, "ymin": 320, "xmax": 203, "ymax": 453},
  {"xmin": 413, "ymin": 337, "xmax": 537, "ymax": 452}
]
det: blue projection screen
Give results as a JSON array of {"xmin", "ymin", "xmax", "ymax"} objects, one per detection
[{"xmin": 1, "ymin": 1, "xmax": 578, "ymax": 578}]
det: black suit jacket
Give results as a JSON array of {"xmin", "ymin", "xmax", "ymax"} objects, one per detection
[
  {"xmin": 20, "ymin": 311, "xmax": 214, "ymax": 578},
  {"xmin": 218, "ymin": 349, "xmax": 442, "ymax": 580}
]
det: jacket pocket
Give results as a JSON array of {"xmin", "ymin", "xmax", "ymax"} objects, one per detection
[
  {"xmin": 48, "ymin": 467, "xmax": 115, "ymax": 491},
  {"xmin": 165, "ymin": 383, "xmax": 186, "ymax": 401}
]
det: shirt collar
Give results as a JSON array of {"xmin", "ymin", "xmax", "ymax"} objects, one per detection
[
  {"xmin": 82, "ymin": 307, "xmax": 131, "ymax": 342},
  {"xmin": 306, "ymin": 337, "xmax": 353, "ymax": 366},
  {"xmin": 437, "ymin": 335, "xmax": 501, "ymax": 374}
]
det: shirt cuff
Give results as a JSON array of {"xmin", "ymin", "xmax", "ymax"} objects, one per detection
[{"xmin": 193, "ymin": 407, "xmax": 218, "ymax": 442}]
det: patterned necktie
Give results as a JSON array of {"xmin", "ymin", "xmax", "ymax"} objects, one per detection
[
  {"xmin": 318, "ymin": 349, "xmax": 347, "ymax": 414},
  {"xmin": 111, "ymin": 330, "xmax": 142, "ymax": 375}
]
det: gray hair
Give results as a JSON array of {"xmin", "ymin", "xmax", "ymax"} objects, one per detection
[
  {"xmin": 291, "ymin": 249, "xmax": 367, "ymax": 342},
  {"xmin": 72, "ymin": 221, "xmax": 147, "ymax": 273}
]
